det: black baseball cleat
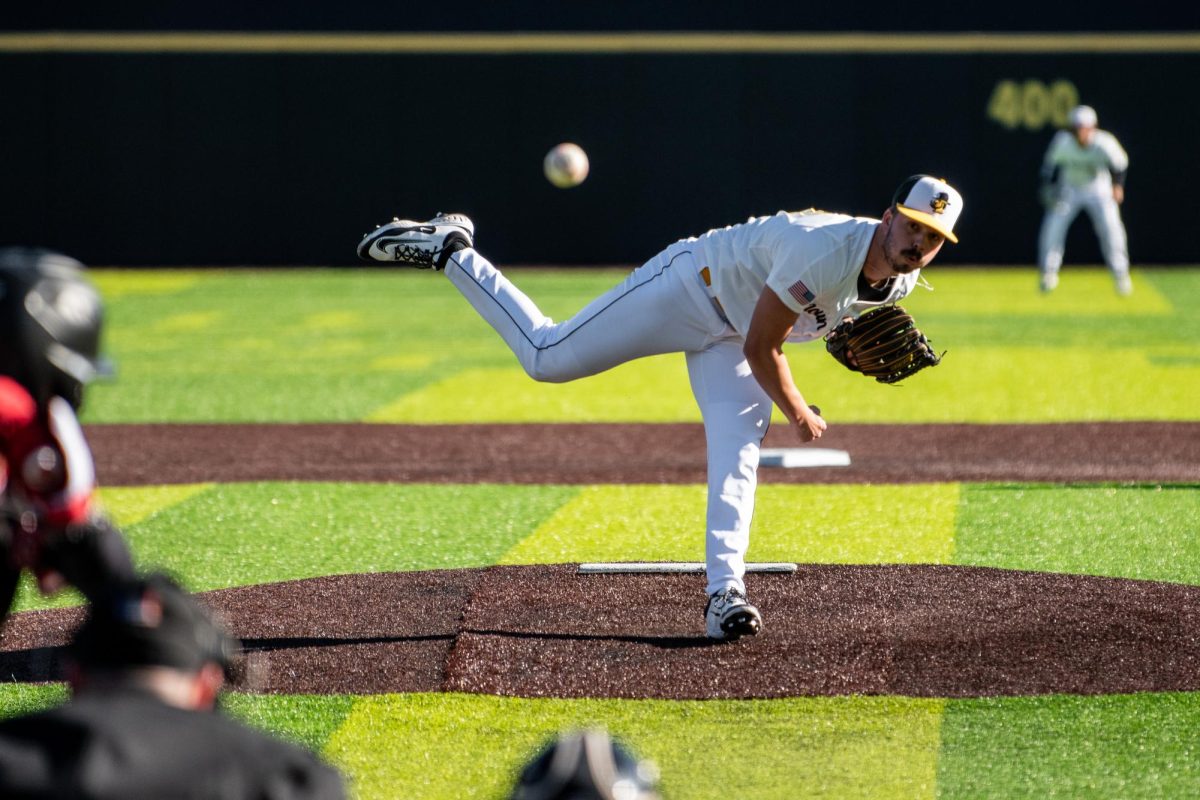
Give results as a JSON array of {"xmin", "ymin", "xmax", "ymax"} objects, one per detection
[
  {"xmin": 356, "ymin": 212, "xmax": 474, "ymax": 270},
  {"xmin": 705, "ymin": 587, "xmax": 763, "ymax": 641}
]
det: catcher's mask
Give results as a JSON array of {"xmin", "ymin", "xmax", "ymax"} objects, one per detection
[
  {"xmin": 509, "ymin": 728, "xmax": 661, "ymax": 800},
  {"xmin": 0, "ymin": 248, "xmax": 111, "ymax": 409}
]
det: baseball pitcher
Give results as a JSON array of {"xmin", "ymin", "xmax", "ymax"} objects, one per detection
[{"xmin": 357, "ymin": 175, "xmax": 962, "ymax": 640}]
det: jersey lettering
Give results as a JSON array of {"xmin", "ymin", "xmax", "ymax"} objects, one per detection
[{"xmin": 803, "ymin": 303, "xmax": 828, "ymax": 330}]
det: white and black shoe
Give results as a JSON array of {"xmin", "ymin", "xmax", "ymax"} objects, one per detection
[
  {"xmin": 357, "ymin": 212, "xmax": 474, "ymax": 269},
  {"xmin": 705, "ymin": 587, "xmax": 762, "ymax": 641}
]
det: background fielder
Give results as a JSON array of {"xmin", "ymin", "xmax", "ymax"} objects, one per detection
[
  {"xmin": 1037, "ymin": 104, "xmax": 1132, "ymax": 295},
  {"xmin": 358, "ymin": 174, "xmax": 963, "ymax": 641}
]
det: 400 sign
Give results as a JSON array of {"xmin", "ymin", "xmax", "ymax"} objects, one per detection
[{"xmin": 987, "ymin": 79, "xmax": 1080, "ymax": 132}]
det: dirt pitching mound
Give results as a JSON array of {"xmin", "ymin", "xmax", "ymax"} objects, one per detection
[
  {"xmin": 4, "ymin": 564, "xmax": 1198, "ymax": 699},
  {"xmin": 85, "ymin": 421, "xmax": 1200, "ymax": 486}
]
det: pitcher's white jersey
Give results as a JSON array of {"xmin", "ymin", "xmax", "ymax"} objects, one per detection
[
  {"xmin": 688, "ymin": 210, "xmax": 919, "ymax": 342},
  {"xmin": 1042, "ymin": 129, "xmax": 1128, "ymax": 189}
]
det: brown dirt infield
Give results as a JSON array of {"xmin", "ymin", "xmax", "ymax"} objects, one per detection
[
  {"xmin": 2, "ymin": 422, "xmax": 1198, "ymax": 699},
  {"xmin": 84, "ymin": 421, "xmax": 1200, "ymax": 486}
]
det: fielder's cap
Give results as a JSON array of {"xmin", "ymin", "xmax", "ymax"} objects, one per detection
[
  {"xmin": 1069, "ymin": 104, "xmax": 1098, "ymax": 129},
  {"xmin": 69, "ymin": 573, "xmax": 239, "ymax": 675},
  {"xmin": 891, "ymin": 174, "xmax": 963, "ymax": 244}
]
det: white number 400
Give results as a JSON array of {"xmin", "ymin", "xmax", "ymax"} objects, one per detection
[{"xmin": 987, "ymin": 79, "xmax": 1080, "ymax": 131}]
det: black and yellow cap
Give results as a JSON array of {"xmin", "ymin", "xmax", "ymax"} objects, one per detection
[{"xmin": 892, "ymin": 175, "xmax": 963, "ymax": 244}]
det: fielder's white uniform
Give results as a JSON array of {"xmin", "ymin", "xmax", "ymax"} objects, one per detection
[
  {"xmin": 444, "ymin": 210, "xmax": 919, "ymax": 596},
  {"xmin": 1037, "ymin": 127, "xmax": 1130, "ymax": 283}
]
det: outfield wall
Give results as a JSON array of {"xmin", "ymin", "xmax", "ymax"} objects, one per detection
[{"xmin": 1, "ymin": 34, "xmax": 1197, "ymax": 266}]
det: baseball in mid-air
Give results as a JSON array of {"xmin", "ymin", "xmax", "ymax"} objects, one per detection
[{"xmin": 543, "ymin": 142, "xmax": 589, "ymax": 188}]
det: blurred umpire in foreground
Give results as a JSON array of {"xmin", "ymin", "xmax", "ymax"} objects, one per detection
[
  {"xmin": 0, "ymin": 573, "xmax": 347, "ymax": 799},
  {"xmin": 510, "ymin": 727, "xmax": 661, "ymax": 800}
]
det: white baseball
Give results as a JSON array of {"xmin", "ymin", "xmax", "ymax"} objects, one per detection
[{"xmin": 543, "ymin": 142, "xmax": 589, "ymax": 188}]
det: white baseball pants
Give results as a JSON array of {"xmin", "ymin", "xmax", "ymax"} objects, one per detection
[
  {"xmin": 1038, "ymin": 181, "xmax": 1130, "ymax": 281},
  {"xmin": 444, "ymin": 242, "xmax": 772, "ymax": 596}
]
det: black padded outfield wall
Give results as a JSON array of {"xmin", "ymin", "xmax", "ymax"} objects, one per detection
[{"xmin": 1, "ymin": 34, "xmax": 1197, "ymax": 266}]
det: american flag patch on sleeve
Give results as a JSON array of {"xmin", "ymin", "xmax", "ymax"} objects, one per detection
[{"xmin": 786, "ymin": 279, "xmax": 816, "ymax": 304}]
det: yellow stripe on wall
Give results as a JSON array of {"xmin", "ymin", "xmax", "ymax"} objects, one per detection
[{"xmin": 2, "ymin": 31, "xmax": 1200, "ymax": 54}]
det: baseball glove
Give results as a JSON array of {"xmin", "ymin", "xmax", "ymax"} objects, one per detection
[
  {"xmin": 1039, "ymin": 182, "xmax": 1062, "ymax": 210},
  {"xmin": 824, "ymin": 305, "xmax": 943, "ymax": 384}
]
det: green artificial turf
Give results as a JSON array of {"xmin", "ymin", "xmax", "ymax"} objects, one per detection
[
  {"xmin": 79, "ymin": 267, "xmax": 1200, "ymax": 423},
  {"xmin": 937, "ymin": 692, "xmax": 1200, "ymax": 798},
  {"xmin": 221, "ymin": 693, "xmax": 357, "ymax": 754},
  {"xmin": 119, "ymin": 482, "xmax": 578, "ymax": 595},
  {"xmin": 128, "ymin": 482, "xmax": 577, "ymax": 586},
  {"xmin": 955, "ymin": 483, "xmax": 1200, "ymax": 584},
  {"xmin": 83, "ymin": 268, "xmax": 629, "ymax": 422},
  {"xmin": 0, "ymin": 685, "xmax": 66, "ymax": 720},
  {"xmin": 11, "ymin": 482, "xmax": 577, "ymax": 612}
]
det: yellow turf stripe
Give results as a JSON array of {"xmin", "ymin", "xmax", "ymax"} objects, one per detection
[
  {"xmin": 499, "ymin": 485, "xmax": 706, "ymax": 564},
  {"xmin": 151, "ymin": 311, "xmax": 224, "ymax": 334},
  {"xmin": 88, "ymin": 271, "xmax": 201, "ymax": 299},
  {"xmin": 324, "ymin": 693, "xmax": 944, "ymax": 799},
  {"xmin": 366, "ymin": 359, "xmax": 697, "ymax": 423},
  {"xmin": 95, "ymin": 484, "xmax": 213, "ymax": 527},
  {"xmin": 754, "ymin": 483, "xmax": 959, "ymax": 564},
  {"xmin": 499, "ymin": 483, "xmax": 959, "ymax": 565}
]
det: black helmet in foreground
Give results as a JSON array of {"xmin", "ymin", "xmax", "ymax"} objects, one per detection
[
  {"xmin": 509, "ymin": 728, "xmax": 661, "ymax": 800},
  {"xmin": 0, "ymin": 248, "xmax": 109, "ymax": 409},
  {"xmin": 69, "ymin": 572, "xmax": 239, "ymax": 676}
]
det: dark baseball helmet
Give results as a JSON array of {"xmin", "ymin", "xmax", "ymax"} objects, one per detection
[
  {"xmin": 69, "ymin": 572, "xmax": 239, "ymax": 675},
  {"xmin": 0, "ymin": 248, "xmax": 109, "ymax": 409},
  {"xmin": 509, "ymin": 728, "xmax": 661, "ymax": 800}
]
